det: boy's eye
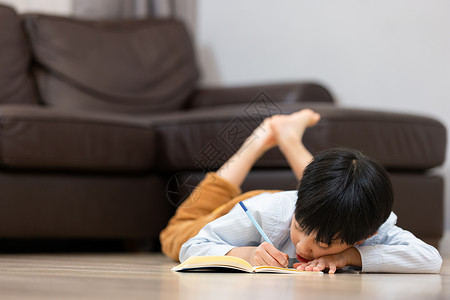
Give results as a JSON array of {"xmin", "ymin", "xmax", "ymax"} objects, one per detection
[{"xmin": 317, "ymin": 243, "xmax": 331, "ymax": 250}]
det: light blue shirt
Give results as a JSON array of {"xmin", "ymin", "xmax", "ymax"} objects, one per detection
[{"xmin": 180, "ymin": 191, "xmax": 442, "ymax": 273}]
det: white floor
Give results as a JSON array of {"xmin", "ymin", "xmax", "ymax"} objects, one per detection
[{"xmin": 0, "ymin": 253, "xmax": 448, "ymax": 300}]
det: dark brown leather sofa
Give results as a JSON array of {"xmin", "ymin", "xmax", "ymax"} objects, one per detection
[{"xmin": 0, "ymin": 4, "xmax": 446, "ymax": 250}]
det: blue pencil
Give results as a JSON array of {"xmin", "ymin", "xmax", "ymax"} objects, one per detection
[{"xmin": 238, "ymin": 201, "xmax": 273, "ymax": 245}]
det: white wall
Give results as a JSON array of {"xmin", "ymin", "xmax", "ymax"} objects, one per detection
[
  {"xmin": 0, "ymin": 0, "xmax": 73, "ymax": 14},
  {"xmin": 194, "ymin": 0, "xmax": 450, "ymax": 250}
]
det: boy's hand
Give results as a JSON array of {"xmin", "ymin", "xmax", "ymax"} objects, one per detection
[
  {"xmin": 252, "ymin": 242, "xmax": 289, "ymax": 267},
  {"xmin": 294, "ymin": 247, "xmax": 361, "ymax": 274}
]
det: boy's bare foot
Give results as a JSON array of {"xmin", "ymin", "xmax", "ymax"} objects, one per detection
[
  {"xmin": 270, "ymin": 109, "xmax": 321, "ymax": 146},
  {"xmin": 217, "ymin": 109, "xmax": 320, "ymax": 186},
  {"xmin": 269, "ymin": 109, "xmax": 320, "ymax": 180},
  {"xmin": 241, "ymin": 109, "xmax": 320, "ymax": 158}
]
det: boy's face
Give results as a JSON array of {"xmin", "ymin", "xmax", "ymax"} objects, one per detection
[{"xmin": 289, "ymin": 217, "xmax": 359, "ymax": 263}]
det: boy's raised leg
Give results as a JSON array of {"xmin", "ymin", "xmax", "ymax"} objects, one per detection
[
  {"xmin": 216, "ymin": 116, "xmax": 277, "ymax": 187},
  {"xmin": 270, "ymin": 109, "xmax": 321, "ymax": 181},
  {"xmin": 160, "ymin": 109, "xmax": 321, "ymax": 260},
  {"xmin": 160, "ymin": 116, "xmax": 278, "ymax": 260}
]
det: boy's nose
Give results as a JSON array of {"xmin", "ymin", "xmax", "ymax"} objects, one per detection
[{"xmin": 297, "ymin": 240, "xmax": 313, "ymax": 255}]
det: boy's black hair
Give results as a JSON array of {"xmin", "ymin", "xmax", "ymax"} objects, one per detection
[{"xmin": 295, "ymin": 148, "xmax": 393, "ymax": 246}]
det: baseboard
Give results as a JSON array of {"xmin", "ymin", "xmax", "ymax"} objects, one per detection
[{"xmin": 439, "ymin": 230, "xmax": 450, "ymax": 255}]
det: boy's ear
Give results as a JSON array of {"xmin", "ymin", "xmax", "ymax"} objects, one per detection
[{"xmin": 354, "ymin": 231, "xmax": 378, "ymax": 246}]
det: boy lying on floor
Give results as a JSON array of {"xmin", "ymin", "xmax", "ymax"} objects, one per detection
[{"xmin": 160, "ymin": 109, "xmax": 442, "ymax": 273}]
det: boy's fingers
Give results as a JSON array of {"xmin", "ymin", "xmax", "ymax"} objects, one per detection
[
  {"xmin": 261, "ymin": 243, "xmax": 289, "ymax": 267},
  {"xmin": 255, "ymin": 245, "xmax": 281, "ymax": 267},
  {"xmin": 328, "ymin": 263, "xmax": 337, "ymax": 274},
  {"xmin": 305, "ymin": 260, "xmax": 317, "ymax": 271},
  {"xmin": 254, "ymin": 251, "xmax": 274, "ymax": 267},
  {"xmin": 271, "ymin": 250, "xmax": 289, "ymax": 267},
  {"xmin": 256, "ymin": 256, "xmax": 270, "ymax": 266},
  {"xmin": 260, "ymin": 251, "xmax": 283, "ymax": 267},
  {"xmin": 314, "ymin": 261, "xmax": 326, "ymax": 271}
]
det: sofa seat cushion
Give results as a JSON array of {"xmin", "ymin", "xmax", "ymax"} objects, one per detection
[
  {"xmin": 0, "ymin": 5, "xmax": 38, "ymax": 105},
  {"xmin": 154, "ymin": 103, "xmax": 446, "ymax": 172},
  {"xmin": 25, "ymin": 15, "xmax": 199, "ymax": 114},
  {"xmin": 0, "ymin": 105, "xmax": 156, "ymax": 171}
]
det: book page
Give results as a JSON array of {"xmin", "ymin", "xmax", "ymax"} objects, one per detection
[
  {"xmin": 254, "ymin": 265, "xmax": 323, "ymax": 274},
  {"xmin": 172, "ymin": 256, "xmax": 254, "ymax": 272}
]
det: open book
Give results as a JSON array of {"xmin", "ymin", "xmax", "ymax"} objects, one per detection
[{"xmin": 172, "ymin": 256, "xmax": 323, "ymax": 274}]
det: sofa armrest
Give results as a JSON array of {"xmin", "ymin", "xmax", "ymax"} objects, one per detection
[{"xmin": 186, "ymin": 82, "xmax": 333, "ymax": 109}]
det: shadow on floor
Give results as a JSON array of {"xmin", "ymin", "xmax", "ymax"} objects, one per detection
[{"xmin": 0, "ymin": 238, "xmax": 161, "ymax": 253}]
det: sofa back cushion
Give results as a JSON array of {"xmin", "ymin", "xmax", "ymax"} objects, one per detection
[
  {"xmin": 25, "ymin": 15, "xmax": 199, "ymax": 114},
  {"xmin": 0, "ymin": 5, "xmax": 38, "ymax": 105}
]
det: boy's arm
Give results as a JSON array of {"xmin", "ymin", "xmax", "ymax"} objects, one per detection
[
  {"xmin": 179, "ymin": 205, "xmax": 257, "ymax": 261},
  {"xmin": 179, "ymin": 193, "xmax": 292, "ymax": 265},
  {"xmin": 356, "ymin": 224, "xmax": 442, "ymax": 273}
]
